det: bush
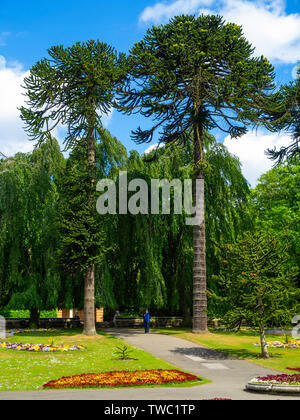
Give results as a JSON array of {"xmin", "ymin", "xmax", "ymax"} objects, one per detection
[{"xmin": 0, "ymin": 309, "xmax": 58, "ymax": 319}]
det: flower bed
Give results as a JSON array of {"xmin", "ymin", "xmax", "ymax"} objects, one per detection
[
  {"xmin": 250, "ymin": 374, "xmax": 300, "ymax": 386},
  {"xmin": 246, "ymin": 373, "xmax": 300, "ymax": 395},
  {"xmin": 43, "ymin": 369, "xmax": 200, "ymax": 389},
  {"xmin": 0, "ymin": 342, "xmax": 85, "ymax": 352},
  {"xmin": 287, "ymin": 367, "xmax": 300, "ymax": 373},
  {"xmin": 6, "ymin": 328, "xmax": 56, "ymax": 337},
  {"xmin": 253, "ymin": 339, "xmax": 300, "ymax": 349}
]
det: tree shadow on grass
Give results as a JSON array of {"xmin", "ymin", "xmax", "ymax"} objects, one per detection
[
  {"xmin": 171, "ymin": 346, "xmax": 235, "ymax": 360},
  {"xmin": 209, "ymin": 348, "xmax": 284, "ymax": 361},
  {"xmin": 171, "ymin": 346, "xmax": 284, "ymax": 361}
]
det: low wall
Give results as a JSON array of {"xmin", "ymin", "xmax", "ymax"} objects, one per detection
[
  {"xmin": 5, "ymin": 318, "xmax": 83, "ymax": 330},
  {"xmin": 112, "ymin": 317, "xmax": 184, "ymax": 328},
  {"xmin": 4, "ymin": 317, "xmax": 289, "ymax": 332},
  {"xmin": 4, "ymin": 317, "xmax": 184, "ymax": 330},
  {"xmin": 4, "ymin": 317, "xmax": 227, "ymax": 330}
]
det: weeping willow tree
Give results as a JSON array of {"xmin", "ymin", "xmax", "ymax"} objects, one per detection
[
  {"xmin": 102, "ymin": 133, "xmax": 250, "ymax": 320},
  {"xmin": 0, "ymin": 138, "xmax": 64, "ymax": 326},
  {"xmin": 101, "ymin": 151, "xmax": 167, "ymax": 315}
]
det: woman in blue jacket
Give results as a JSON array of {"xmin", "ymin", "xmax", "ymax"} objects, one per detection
[{"xmin": 143, "ymin": 310, "xmax": 151, "ymax": 334}]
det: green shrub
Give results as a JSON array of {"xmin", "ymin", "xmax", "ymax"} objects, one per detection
[{"xmin": 0, "ymin": 309, "xmax": 58, "ymax": 319}]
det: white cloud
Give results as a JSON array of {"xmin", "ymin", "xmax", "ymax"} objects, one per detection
[
  {"xmin": 224, "ymin": 130, "xmax": 293, "ymax": 187},
  {"xmin": 144, "ymin": 143, "xmax": 164, "ymax": 155},
  {"xmin": 220, "ymin": 0, "xmax": 300, "ymax": 64},
  {"xmin": 139, "ymin": 0, "xmax": 300, "ymax": 64},
  {"xmin": 140, "ymin": 0, "xmax": 214, "ymax": 24},
  {"xmin": 101, "ymin": 108, "xmax": 114, "ymax": 128},
  {"xmin": 0, "ymin": 56, "xmax": 33, "ymax": 157}
]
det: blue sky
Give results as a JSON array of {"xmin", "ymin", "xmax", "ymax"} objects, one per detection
[{"xmin": 0, "ymin": 0, "xmax": 299, "ymax": 186}]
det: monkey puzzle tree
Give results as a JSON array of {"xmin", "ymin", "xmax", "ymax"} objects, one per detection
[
  {"xmin": 267, "ymin": 66, "xmax": 300, "ymax": 163},
  {"xmin": 20, "ymin": 41, "xmax": 126, "ymax": 335},
  {"xmin": 119, "ymin": 14, "xmax": 276, "ymax": 333},
  {"xmin": 214, "ymin": 231, "xmax": 299, "ymax": 358}
]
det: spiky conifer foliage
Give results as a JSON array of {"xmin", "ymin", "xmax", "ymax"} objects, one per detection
[{"xmin": 213, "ymin": 231, "xmax": 299, "ymax": 358}]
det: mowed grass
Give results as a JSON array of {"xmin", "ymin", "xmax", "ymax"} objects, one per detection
[
  {"xmin": 152, "ymin": 328, "xmax": 300, "ymax": 373},
  {"xmin": 0, "ymin": 329, "xmax": 206, "ymax": 391}
]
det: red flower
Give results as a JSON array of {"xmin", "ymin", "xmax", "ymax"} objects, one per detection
[{"xmin": 43, "ymin": 370, "xmax": 201, "ymax": 389}]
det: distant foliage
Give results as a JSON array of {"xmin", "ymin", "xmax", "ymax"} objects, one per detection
[{"xmin": 213, "ymin": 231, "xmax": 299, "ymax": 329}]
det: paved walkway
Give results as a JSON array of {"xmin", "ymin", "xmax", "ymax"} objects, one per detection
[{"xmin": 0, "ymin": 329, "xmax": 299, "ymax": 400}]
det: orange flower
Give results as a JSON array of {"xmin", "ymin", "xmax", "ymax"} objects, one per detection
[{"xmin": 43, "ymin": 370, "xmax": 200, "ymax": 389}]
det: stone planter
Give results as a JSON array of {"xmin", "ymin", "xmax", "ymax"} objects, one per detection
[{"xmin": 246, "ymin": 381, "xmax": 300, "ymax": 395}]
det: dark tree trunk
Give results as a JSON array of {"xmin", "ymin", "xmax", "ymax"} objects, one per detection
[
  {"xmin": 29, "ymin": 308, "xmax": 40, "ymax": 328},
  {"xmin": 83, "ymin": 126, "xmax": 97, "ymax": 336},
  {"xmin": 182, "ymin": 304, "xmax": 192, "ymax": 328},
  {"xmin": 192, "ymin": 122, "xmax": 208, "ymax": 334}
]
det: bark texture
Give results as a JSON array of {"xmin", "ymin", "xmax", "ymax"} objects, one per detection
[
  {"xmin": 83, "ymin": 126, "xmax": 97, "ymax": 336},
  {"xmin": 258, "ymin": 297, "xmax": 269, "ymax": 358},
  {"xmin": 192, "ymin": 123, "xmax": 208, "ymax": 334}
]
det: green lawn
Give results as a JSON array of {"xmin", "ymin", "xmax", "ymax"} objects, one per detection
[
  {"xmin": 152, "ymin": 328, "xmax": 300, "ymax": 373},
  {"xmin": 0, "ymin": 329, "xmax": 207, "ymax": 391}
]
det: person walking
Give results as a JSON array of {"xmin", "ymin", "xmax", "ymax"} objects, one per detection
[
  {"xmin": 143, "ymin": 309, "xmax": 151, "ymax": 334},
  {"xmin": 113, "ymin": 310, "xmax": 119, "ymax": 328}
]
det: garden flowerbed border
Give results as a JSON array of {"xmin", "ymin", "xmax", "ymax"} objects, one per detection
[
  {"xmin": 43, "ymin": 369, "xmax": 201, "ymax": 389},
  {"xmin": 0, "ymin": 341, "xmax": 86, "ymax": 352}
]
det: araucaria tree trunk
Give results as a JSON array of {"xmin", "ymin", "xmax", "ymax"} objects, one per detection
[
  {"xmin": 258, "ymin": 297, "xmax": 269, "ymax": 358},
  {"xmin": 83, "ymin": 127, "xmax": 97, "ymax": 336},
  {"xmin": 192, "ymin": 122, "xmax": 208, "ymax": 333},
  {"xmin": 259, "ymin": 326, "xmax": 269, "ymax": 359},
  {"xmin": 84, "ymin": 265, "xmax": 96, "ymax": 336}
]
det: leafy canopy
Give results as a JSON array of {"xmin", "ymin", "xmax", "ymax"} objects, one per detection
[
  {"xmin": 250, "ymin": 158, "xmax": 300, "ymax": 286},
  {"xmin": 0, "ymin": 138, "xmax": 64, "ymax": 311},
  {"xmin": 213, "ymin": 231, "xmax": 299, "ymax": 329},
  {"xmin": 103, "ymin": 135, "xmax": 251, "ymax": 314}
]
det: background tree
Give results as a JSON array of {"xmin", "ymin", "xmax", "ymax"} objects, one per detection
[
  {"xmin": 0, "ymin": 138, "xmax": 64, "ymax": 327},
  {"xmin": 119, "ymin": 14, "xmax": 276, "ymax": 332},
  {"xmin": 267, "ymin": 66, "xmax": 299, "ymax": 163},
  {"xmin": 250, "ymin": 158, "xmax": 300, "ymax": 288},
  {"xmin": 213, "ymin": 231, "xmax": 299, "ymax": 358},
  {"xmin": 20, "ymin": 41, "xmax": 126, "ymax": 335}
]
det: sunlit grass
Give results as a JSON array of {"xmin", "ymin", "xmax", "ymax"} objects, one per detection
[{"xmin": 0, "ymin": 329, "xmax": 207, "ymax": 391}]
